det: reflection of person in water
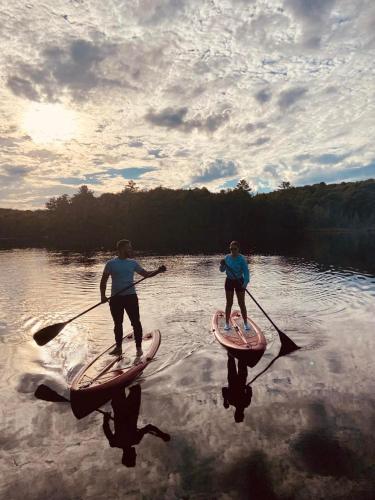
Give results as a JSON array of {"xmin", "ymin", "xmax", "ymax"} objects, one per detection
[
  {"xmin": 102, "ymin": 384, "xmax": 170, "ymax": 467},
  {"xmin": 222, "ymin": 353, "xmax": 253, "ymax": 423}
]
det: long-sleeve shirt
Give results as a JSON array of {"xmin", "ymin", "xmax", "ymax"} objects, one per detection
[{"xmin": 220, "ymin": 254, "xmax": 250, "ymax": 287}]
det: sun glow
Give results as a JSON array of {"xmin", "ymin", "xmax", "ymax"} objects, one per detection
[{"xmin": 22, "ymin": 102, "xmax": 77, "ymax": 144}]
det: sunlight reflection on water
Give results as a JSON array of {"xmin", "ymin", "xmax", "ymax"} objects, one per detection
[{"xmin": 0, "ymin": 249, "xmax": 374, "ymax": 499}]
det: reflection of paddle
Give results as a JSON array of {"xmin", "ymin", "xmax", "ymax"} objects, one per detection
[
  {"xmin": 247, "ymin": 339, "xmax": 298, "ymax": 386},
  {"xmin": 223, "ymin": 262, "xmax": 300, "ymax": 352},
  {"xmin": 34, "ymin": 384, "xmax": 113, "ymax": 420},
  {"xmin": 33, "ymin": 267, "xmax": 166, "ymax": 346}
]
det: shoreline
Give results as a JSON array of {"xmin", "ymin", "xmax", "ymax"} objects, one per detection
[{"xmin": 1, "ymin": 227, "xmax": 375, "ymax": 254}]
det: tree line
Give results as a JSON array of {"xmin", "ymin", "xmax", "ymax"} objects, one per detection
[{"xmin": 0, "ymin": 178, "xmax": 374, "ymax": 252}]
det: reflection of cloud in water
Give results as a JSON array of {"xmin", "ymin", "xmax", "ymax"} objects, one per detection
[
  {"xmin": 1, "ymin": 252, "xmax": 374, "ymax": 498},
  {"xmin": 291, "ymin": 428, "xmax": 358, "ymax": 478},
  {"xmin": 143, "ymin": 345, "xmax": 374, "ymax": 498}
]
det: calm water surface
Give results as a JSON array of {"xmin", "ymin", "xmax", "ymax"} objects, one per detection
[{"xmin": 0, "ymin": 249, "xmax": 374, "ymax": 499}]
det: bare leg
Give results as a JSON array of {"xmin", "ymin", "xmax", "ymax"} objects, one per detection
[
  {"xmin": 225, "ymin": 290, "xmax": 234, "ymax": 324},
  {"xmin": 236, "ymin": 289, "xmax": 247, "ymax": 324}
]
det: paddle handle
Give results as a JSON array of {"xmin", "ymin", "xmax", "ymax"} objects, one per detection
[{"xmin": 67, "ymin": 275, "xmax": 149, "ymax": 323}]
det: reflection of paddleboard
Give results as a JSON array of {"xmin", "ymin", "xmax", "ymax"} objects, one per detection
[
  {"xmin": 70, "ymin": 330, "xmax": 160, "ymax": 418},
  {"xmin": 212, "ymin": 310, "xmax": 266, "ymax": 351}
]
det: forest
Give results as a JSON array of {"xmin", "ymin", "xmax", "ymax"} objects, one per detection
[{"xmin": 0, "ymin": 178, "xmax": 374, "ymax": 253}]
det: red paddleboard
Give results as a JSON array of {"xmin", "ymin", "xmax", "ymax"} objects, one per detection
[
  {"xmin": 70, "ymin": 330, "xmax": 160, "ymax": 418},
  {"xmin": 212, "ymin": 310, "xmax": 266, "ymax": 351}
]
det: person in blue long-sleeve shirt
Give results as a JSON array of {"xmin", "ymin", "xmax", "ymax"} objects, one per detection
[{"xmin": 220, "ymin": 240, "xmax": 250, "ymax": 331}]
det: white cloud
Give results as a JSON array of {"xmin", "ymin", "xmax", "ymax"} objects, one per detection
[
  {"xmin": 191, "ymin": 159, "xmax": 238, "ymax": 184},
  {"xmin": 0, "ymin": 0, "xmax": 374, "ymax": 207}
]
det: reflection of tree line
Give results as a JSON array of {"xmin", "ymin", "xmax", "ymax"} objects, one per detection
[{"xmin": 2, "ymin": 179, "xmax": 374, "ymax": 251}]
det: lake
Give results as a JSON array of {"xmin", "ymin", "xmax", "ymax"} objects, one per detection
[{"xmin": 0, "ymin": 248, "xmax": 374, "ymax": 499}]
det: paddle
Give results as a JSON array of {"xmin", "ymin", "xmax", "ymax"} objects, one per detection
[
  {"xmin": 223, "ymin": 261, "xmax": 300, "ymax": 352},
  {"xmin": 34, "ymin": 384, "xmax": 113, "ymax": 420},
  {"xmin": 33, "ymin": 267, "xmax": 165, "ymax": 346},
  {"xmin": 246, "ymin": 338, "xmax": 299, "ymax": 387}
]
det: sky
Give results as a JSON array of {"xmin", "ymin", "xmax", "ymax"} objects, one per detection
[{"xmin": 0, "ymin": 0, "xmax": 374, "ymax": 209}]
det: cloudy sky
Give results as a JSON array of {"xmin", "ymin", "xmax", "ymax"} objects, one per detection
[{"xmin": 1, "ymin": 0, "xmax": 374, "ymax": 208}]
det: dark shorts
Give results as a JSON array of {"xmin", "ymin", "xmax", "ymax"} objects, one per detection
[{"xmin": 225, "ymin": 278, "xmax": 244, "ymax": 292}]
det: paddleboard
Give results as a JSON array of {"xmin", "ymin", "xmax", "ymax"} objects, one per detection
[
  {"xmin": 70, "ymin": 330, "xmax": 160, "ymax": 417},
  {"xmin": 212, "ymin": 310, "xmax": 266, "ymax": 351}
]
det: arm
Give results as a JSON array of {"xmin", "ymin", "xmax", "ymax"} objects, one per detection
[
  {"xmin": 244, "ymin": 386, "xmax": 253, "ymax": 407},
  {"xmin": 102, "ymin": 413, "xmax": 114, "ymax": 446},
  {"xmin": 135, "ymin": 263, "xmax": 166, "ymax": 278},
  {"xmin": 100, "ymin": 269, "xmax": 110, "ymax": 302},
  {"xmin": 141, "ymin": 424, "xmax": 171, "ymax": 441},
  {"xmin": 222, "ymin": 387, "xmax": 229, "ymax": 408},
  {"xmin": 220, "ymin": 256, "xmax": 226, "ymax": 273},
  {"xmin": 241, "ymin": 256, "xmax": 250, "ymax": 288}
]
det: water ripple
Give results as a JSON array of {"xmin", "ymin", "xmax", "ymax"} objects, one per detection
[{"xmin": 0, "ymin": 250, "xmax": 374, "ymax": 386}]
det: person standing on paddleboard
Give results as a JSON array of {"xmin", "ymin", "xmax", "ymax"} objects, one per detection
[
  {"xmin": 100, "ymin": 239, "xmax": 165, "ymax": 357},
  {"xmin": 220, "ymin": 240, "xmax": 250, "ymax": 331}
]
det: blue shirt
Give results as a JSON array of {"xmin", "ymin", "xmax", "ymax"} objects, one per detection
[
  {"xmin": 104, "ymin": 258, "xmax": 145, "ymax": 296},
  {"xmin": 220, "ymin": 254, "xmax": 250, "ymax": 287}
]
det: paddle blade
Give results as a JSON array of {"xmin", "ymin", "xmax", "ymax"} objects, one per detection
[
  {"xmin": 33, "ymin": 322, "xmax": 67, "ymax": 346},
  {"xmin": 278, "ymin": 330, "xmax": 300, "ymax": 356},
  {"xmin": 34, "ymin": 384, "xmax": 69, "ymax": 403},
  {"xmin": 70, "ymin": 387, "xmax": 113, "ymax": 419}
]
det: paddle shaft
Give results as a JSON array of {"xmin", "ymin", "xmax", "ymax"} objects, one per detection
[
  {"xmin": 247, "ymin": 353, "xmax": 281, "ymax": 386},
  {"xmin": 245, "ymin": 289, "xmax": 282, "ymax": 334},
  {"xmin": 67, "ymin": 275, "xmax": 149, "ymax": 323}
]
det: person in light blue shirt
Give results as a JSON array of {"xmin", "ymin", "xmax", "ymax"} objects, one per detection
[
  {"xmin": 100, "ymin": 239, "xmax": 165, "ymax": 357},
  {"xmin": 220, "ymin": 240, "xmax": 250, "ymax": 331}
]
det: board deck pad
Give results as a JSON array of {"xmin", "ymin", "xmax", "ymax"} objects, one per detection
[
  {"xmin": 71, "ymin": 330, "xmax": 160, "ymax": 392},
  {"xmin": 212, "ymin": 310, "xmax": 266, "ymax": 351}
]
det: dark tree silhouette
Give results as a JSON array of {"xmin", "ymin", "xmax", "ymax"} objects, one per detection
[
  {"xmin": 235, "ymin": 179, "xmax": 252, "ymax": 194},
  {"xmin": 278, "ymin": 181, "xmax": 292, "ymax": 190},
  {"xmin": 122, "ymin": 180, "xmax": 139, "ymax": 192},
  {"xmin": 0, "ymin": 179, "xmax": 374, "ymax": 252}
]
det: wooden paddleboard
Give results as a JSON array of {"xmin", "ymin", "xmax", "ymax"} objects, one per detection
[
  {"xmin": 212, "ymin": 310, "xmax": 266, "ymax": 351},
  {"xmin": 70, "ymin": 330, "xmax": 160, "ymax": 407}
]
